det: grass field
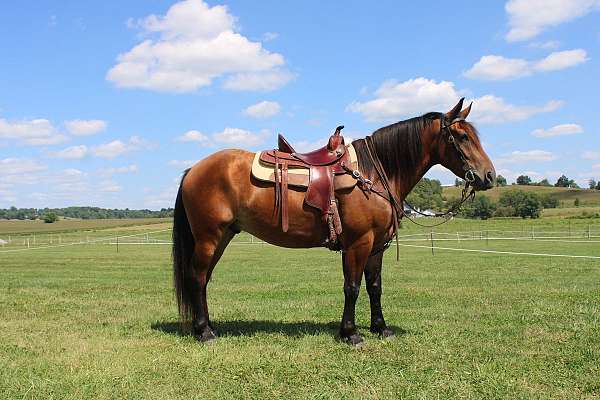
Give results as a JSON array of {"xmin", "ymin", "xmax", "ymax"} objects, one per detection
[
  {"xmin": 443, "ymin": 184, "xmax": 600, "ymax": 207},
  {"xmin": 1, "ymin": 218, "xmax": 600, "ymax": 399}
]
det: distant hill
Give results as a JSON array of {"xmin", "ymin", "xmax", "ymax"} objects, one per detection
[
  {"xmin": 443, "ymin": 185, "xmax": 600, "ymax": 207},
  {"xmin": 0, "ymin": 206, "xmax": 174, "ymax": 221}
]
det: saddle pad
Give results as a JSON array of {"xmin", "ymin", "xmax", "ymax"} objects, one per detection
[{"xmin": 251, "ymin": 143, "xmax": 359, "ymax": 190}]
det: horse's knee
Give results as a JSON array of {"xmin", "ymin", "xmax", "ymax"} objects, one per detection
[{"xmin": 343, "ymin": 282, "xmax": 360, "ymax": 300}]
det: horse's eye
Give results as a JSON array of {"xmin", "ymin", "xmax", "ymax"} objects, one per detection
[{"xmin": 458, "ymin": 133, "xmax": 468, "ymax": 141}]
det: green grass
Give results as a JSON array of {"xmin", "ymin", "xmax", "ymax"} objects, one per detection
[
  {"xmin": 1, "ymin": 219, "xmax": 600, "ymax": 399},
  {"xmin": 0, "ymin": 218, "xmax": 171, "ymax": 234},
  {"xmin": 443, "ymin": 185, "xmax": 600, "ymax": 208}
]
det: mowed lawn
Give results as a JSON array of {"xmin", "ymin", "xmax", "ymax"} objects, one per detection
[{"xmin": 1, "ymin": 222, "xmax": 600, "ymax": 399}]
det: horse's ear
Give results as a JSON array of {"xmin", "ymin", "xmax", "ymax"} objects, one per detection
[
  {"xmin": 445, "ymin": 98, "xmax": 464, "ymax": 120},
  {"xmin": 459, "ymin": 101, "xmax": 472, "ymax": 120}
]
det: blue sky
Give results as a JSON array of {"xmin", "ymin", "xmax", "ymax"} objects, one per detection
[{"xmin": 1, "ymin": 0, "xmax": 599, "ymax": 209}]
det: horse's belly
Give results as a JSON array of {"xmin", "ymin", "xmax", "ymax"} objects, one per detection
[{"xmin": 237, "ymin": 184, "xmax": 325, "ymax": 248}]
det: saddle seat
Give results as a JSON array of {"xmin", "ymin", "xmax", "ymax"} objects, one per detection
[{"xmin": 256, "ymin": 126, "xmax": 354, "ymax": 249}]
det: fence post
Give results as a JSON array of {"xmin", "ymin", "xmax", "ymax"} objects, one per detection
[
  {"xmin": 430, "ymin": 231, "xmax": 435, "ymax": 256},
  {"xmin": 486, "ymin": 230, "xmax": 489, "ymax": 246},
  {"xmin": 589, "ymin": 225, "xmax": 591, "ymax": 240},
  {"xmin": 116, "ymin": 235, "xmax": 119, "ymax": 253},
  {"xmin": 456, "ymin": 232, "xmax": 460, "ymax": 243},
  {"xmin": 27, "ymin": 238, "xmax": 30, "ymax": 248}
]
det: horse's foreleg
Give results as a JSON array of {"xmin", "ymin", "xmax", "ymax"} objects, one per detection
[
  {"xmin": 191, "ymin": 227, "xmax": 235, "ymax": 342},
  {"xmin": 364, "ymin": 252, "xmax": 394, "ymax": 338},
  {"xmin": 339, "ymin": 239, "xmax": 372, "ymax": 345}
]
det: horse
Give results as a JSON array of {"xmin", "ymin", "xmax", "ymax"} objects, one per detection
[{"xmin": 172, "ymin": 98, "xmax": 496, "ymax": 345}]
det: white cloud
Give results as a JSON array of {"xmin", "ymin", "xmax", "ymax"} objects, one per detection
[
  {"xmin": 213, "ymin": 127, "xmax": 264, "ymax": 147},
  {"xmin": 100, "ymin": 165, "xmax": 138, "ymax": 176},
  {"xmin": 107, "ymin": 0, "xmax": 292, "ymax": 92},
  {"xmin": 0, "ymin": 158, "xmax": 46, "ymax": 177},
  {"xmin": 49, "ymin": 145, "xmax": 89, "ymax": 159},
  {"xmin": 176, "ymin": 130, "xmax": 208, "ymax": 142},
  {"xmin": 464, "ymin": 55, "xmax": 531, "ymax": 80},
  {"xmin": 505, "ymin": 0, "xmax": 600, "ymax": 42},
  {"xmin": 0, "ymin": 117, "xmax": 66, "ymax": 146},
  {"xmin": 583, "ymin": 151, "xmax": 600, "ymax": 160},
  {"xmin": 262, "ymin": 32, "xmax": 279, "ymax": 41},
  {"xmin": 223, "ymin": 69, "xmax": 294, "ymax": 91},
  {"xmin": 528, "ymin": 40, "xmax": 561, "ymax": 49},
  {"xmin": 534, "ymin": 49, "xmax": 589, "ymax": 71},
  {"xmin": 497, "ymin": 150, "xmax": 557, "ymax": 164},
  {"xmin": 347, "ymin": 77, "xmax": 562, "ymax": 124},
  {"xmin": 64, "ymin": 119, "xmax": 107, "ymax": 136},
  {"xmin": 168, "ymin": 159, "xmax": 196, "ymax": 169},
  {"xmin": 91, "ymin": 136, "xmax": 152, "ymax": 159},
  {"xmin": 464, "ymin": 49, "xmax": 588, "ymax": 80},
  {"xmin": 346, "ymin": 78, "xmax": 461, "ymax": 122},
  {"xmin": 243, "ymin": 101, "xmax": 281, "ymax": 118},
  {"xmin": 531, "ymin": 124, "xmax": 583, "ymax": 137},
  {"xmin": 472, "ymin": 95, "xmax": 563, "ymax": 124},
  {"xmin": 592, "ymin": 163, "xmax": 600, "ymax": 169}
]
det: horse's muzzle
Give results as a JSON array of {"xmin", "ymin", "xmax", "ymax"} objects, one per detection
[{"xmin": 473, "ymin": 169, "xmax": 496, "ymax": 190}]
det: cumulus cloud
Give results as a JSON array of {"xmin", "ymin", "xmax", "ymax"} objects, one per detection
[
  {"xmin": 243, "ymin": 101, "xmax": 281, "ymax": 118},
  {"xmin": 496, "ymin": 150, "xmax": 557, "ymax": 164},
  {"xmin": 168, "ymin": 159, "xmax": 196, "ymax": 168},
  {"xmin": 347, "ymin": 77, "xmax": 562, "ymax": 124},
  {"xmin": 346, "ymin": 78, "xmax": 461, "ymax": 122},
  {"xmin": 64, "ymin": 119, "xmax": 107, "ymax": 136},
  {"xmin": 0, "ymin": 117, "xmax": 66, "ymax": 146},
  {"xmin": 91, "ymin": 136, "xmax": 153, "ymax": 159},
  {"xmin": 49, "ymin": 145, "xmax": 89, "ymax": 160},
  {"xmin": 531, "ymin": 124, "xmax": 583, "ymax": 137},
  {"xmin": 99, "ymin": 165, "xmax": 138, "ymax": 176},
  {"xmin": 213, "ymin": 127, "xmax": 265, "ymax": 147},
  {"xmin": 107, "ymin": 0, "xmax": 293, "ymax": 92},
  {"xmin": 505, "ymin": 0, "xmax": 600, "ymax": 42},
  {"xmin": 464, "ymin": 49, "xmax": 588, "ymax": 80},
  {"xmin": 175, "ymin": 130, "xmax": 209, "ymax": 143}
]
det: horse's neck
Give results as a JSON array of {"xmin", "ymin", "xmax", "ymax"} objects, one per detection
[{"xmin": 392, "ymin": 129, "xmax": 437, "ymax": 201}]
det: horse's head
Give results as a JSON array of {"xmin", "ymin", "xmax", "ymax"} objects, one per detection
[{"xmin": 435, "ymin": 98, "xmax": 496, "ymax": 191}]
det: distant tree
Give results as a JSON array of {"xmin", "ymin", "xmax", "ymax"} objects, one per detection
[
  {"xmin": 539, "ymin": 194, "xmax": 559, "ymax": 209},
  {"xmin": 464, "ymin": 196, "xmax": 496, "ymax": 220},
  {"xmin": 406, "ymin": 178, "xmax": 444, "ymax": 210},
  {"xmin": 499, "ymin": 190, "xmax": 541, "ymax": 219},
  {"xmin": 455, "ymin": 178, "xmax": 464, "ymax": 187},
  {"xmin": 589, "ymin": 179, "xmax": 597, "ymax": 190},
  {"xmin": 597, "ymin": 181, "xmax": 600, "ymax": 191},
  {"xmin": 537, "ymin": 178, "xmax": 552, "ymax": 187},
  {"xmin": 516, "ymin": 175, "xmax": 532, "ymax": 185},
  {"xmin": 43, "ymin": 212, "xmax": 58, "ymax": 223},
  {"xmin": 555, "ymin": 175, "xmax": 570, "ymax": 187},
  {"xmin": 574, "ymin": 198, "xmax": 580, "ymax": 207},
  {"xmin": 496, "ymin": 175, "xmax": 507, "ymax": 186}
]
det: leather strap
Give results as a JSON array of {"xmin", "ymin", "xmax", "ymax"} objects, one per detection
[{"xmin": 281, "ymin": 162, "xmax": 289, "ymax": 232}]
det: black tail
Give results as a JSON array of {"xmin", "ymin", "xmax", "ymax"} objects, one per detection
[{"xmin": 172, "ymin": 169, "xmax": 195, "ymax": 323}]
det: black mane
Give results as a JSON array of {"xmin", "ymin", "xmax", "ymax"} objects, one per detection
[{"xmin": 352, "ymin": 112, "xmax": 441, "ymax": 181}]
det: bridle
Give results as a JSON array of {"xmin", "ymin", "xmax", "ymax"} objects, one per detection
[
  {"xmin": 345, "ymin": 113, "xmax": 480, "ymax": 256},
  {"xmin": 400, "ymin": 114, "xmax": 477, "ymax": 227}
]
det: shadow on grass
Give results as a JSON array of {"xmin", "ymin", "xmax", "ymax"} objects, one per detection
[{"xmin": 151, "ymin": 320, "xmax": 408, "ymax": 339}]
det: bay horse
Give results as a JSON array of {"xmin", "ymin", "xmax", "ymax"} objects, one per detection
[{"xmin": 172, "ymin": 98, "xmax": 496, "ymax": 345}]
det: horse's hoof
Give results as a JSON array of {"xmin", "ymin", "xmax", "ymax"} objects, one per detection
[
  {"xmin": 194, "ymin": 328, "xmax": 217, "ymax": 343},
  {"xmin": 341, "ymin": 333, "xmax": 363, "ymax": 346},
  {"xmin": 370, "ymin": 326, "xmax": 395, "ymax": 339}
]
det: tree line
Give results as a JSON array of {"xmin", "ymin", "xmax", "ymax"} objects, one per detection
[{"xmin": 0, "ymin": 206, "xmax": 174, "ymax": 221}]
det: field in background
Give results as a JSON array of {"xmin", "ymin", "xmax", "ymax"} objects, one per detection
[
  {"xmin": 443, "ymin": 184, "xmax": 600, "ymax": 207},
  {"xmin": 1, "ymin": 218, "xmax": 599, "ymax": 398},
  {"xmin": 0, "ymin": 218, "xmax": 171, "ymax": 234}
]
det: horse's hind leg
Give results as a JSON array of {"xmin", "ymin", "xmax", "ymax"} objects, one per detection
[
  {"xmin": 190, "ymin": 227, "xmax": 235, "ymax": 342},
  {"xmin": 364, "ymin": 252, "xmax": 394, "ymax": 338}
]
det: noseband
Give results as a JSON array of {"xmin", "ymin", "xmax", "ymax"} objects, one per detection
[{"xmin": 440, "ymin": 115, "xmax": 477, "ymax": 186}]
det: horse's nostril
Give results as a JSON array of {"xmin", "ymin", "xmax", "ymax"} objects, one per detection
[{"xmin": 486, "ymin": 171, "xmax": 495, "ymax": 182}]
